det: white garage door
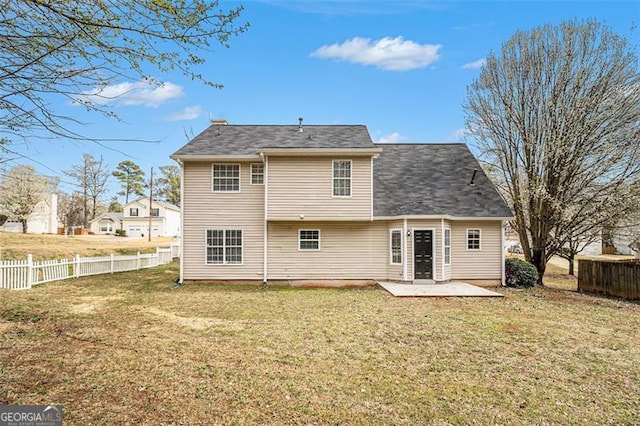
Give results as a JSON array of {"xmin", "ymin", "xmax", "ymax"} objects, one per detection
[
  {"xmin": 128, "ymin": 226, "xmax": 142, "ymax": 238},
  {"xmin": 151, "ymin": 226, "xmax": 160, "ymax": 237}
]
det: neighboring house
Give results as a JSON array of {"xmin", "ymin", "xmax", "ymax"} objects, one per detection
[
  {"xmin": 89, "ymin": 212, "xmax": 123, "ymax": 235},
  {"xmin": 171, "ymin": 123, "xmax": 513, "ymax": 286},
  {"xmin": 579, "ymin": 224, "xmax": 640, "ymax": 256},
  {"xmin": 122, "ymin": 197, "xmax": 180, "ymax": 238},
  {"xmin": 0, "ymin": 193, "xmax": 58, "ymax": 234}
]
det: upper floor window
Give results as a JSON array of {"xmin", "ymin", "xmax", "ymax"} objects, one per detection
[
  {"xmin": 390, "ymin": 229, "xmax": 402, "ymax": 265},
  {"xmin": 444, "ymin": 229, "xmax": 451, "ymax": 264},
  {"xmin": 212, "ymin": 164, "xmax": 240, "ymax": 192},
  {"xmin": 332, "ymin": 160, "xmax": 351, "ymax": 197},
  {"xmin": 467, "ymin": 229, "xmax": 481, "ymax": 250},
  {"xmin": 299, "ymin": 229, "xmax": 320, "ymax": 251},
  {"xmin": 150, "ymin": 208, "xmax": 160, "ymax": 217},
  {"xmin": 130, "ymin": 208, "xmax": 138, "ymax": 217},
  {"xmin": 251, "ymin": 163, "xmax": 264, "ymax": 185}
]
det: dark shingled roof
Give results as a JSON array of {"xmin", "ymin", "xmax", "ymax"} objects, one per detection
[
  {"xmin": 373, "ymin": 144, "xmax": 513, "ymax": 218},
  {"xmin": 172, "ymin": 124, "xmax": 374, "ymax": 156}
]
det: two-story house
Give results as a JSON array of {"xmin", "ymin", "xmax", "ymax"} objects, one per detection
[
  {"xmin": 122, "ymin": 197, "xmax": 180, "ymax": 238},
  {"xmin": 171, "ymin": 122, "xmax": 513, "ymax": 286}
]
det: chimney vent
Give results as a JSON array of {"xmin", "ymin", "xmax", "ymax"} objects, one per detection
[
  {"xmin": 298, "ymin": 117, "xmax": 303, "ymax": 132},
  {"xmin": 211, "ymin": 119, "xmax": 227, "ymax": 136}
]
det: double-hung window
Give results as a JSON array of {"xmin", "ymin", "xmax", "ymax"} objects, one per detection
[
  {"xmin": 251, "ymin": 163, "xmax": 264, "ymax": 185},
  {"xmin": 206, "ymin": 229, "xmax": 243, "ymax": 264},
  {"xmin": 467, "ymin": 229, "xmax": 481, "ymax": 250},
  {"xmin": 150, "ymin": 208, "xmax": 160, "ymax": 217},
  {"xmin": 212, "ymin": 164, "xmax": 240, "ymax": 192},
  {"xmin": 390, "ymin": 229, "xmax": 402, "ymax": 265},
  {"xmin": 444, "ymin": 229, "xmax": 451, "ymax": 264},
  {"xmin": 332, "ymin": 160, "xmax": 351, "ymax": 197},
  {"xmin": 130, "ymin": 208, "xmax": 138, "ymax": 217},
  {"xmin": 299, "ymin": 230, "xmax": 320, "ymax": 251}
]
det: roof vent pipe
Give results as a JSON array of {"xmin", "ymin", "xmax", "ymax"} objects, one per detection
[
  {"xmin": 298, "ymin": 117, "xmax": 303, "ymax": 132},
  {"xmin": 470, "ymin": 169, "xmax": 477, "ymax": 185}
]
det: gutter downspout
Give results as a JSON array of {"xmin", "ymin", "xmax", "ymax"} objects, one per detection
[
  {"xmin": 441, "ymin": 218, "xmax": 445, "ymax": 282},
  {"xmin": 178, "ymin": 159, "xmax": 184, "ymax": 284},
  {"xmin": 370, "ymin": 156, "xmax": 374, "ymax": 221},
  {"xmin": 402, "ymin": 218, "xmax": 408, "ymax": 282},
  {"xmin": 262, "ymin": 154, "xmax": 269, "ymax": 284}
]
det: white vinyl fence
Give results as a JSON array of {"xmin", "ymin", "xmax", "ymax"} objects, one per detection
[{"xmin": 1, "ymin": 242, "xmax": 179, "ymax": 291}]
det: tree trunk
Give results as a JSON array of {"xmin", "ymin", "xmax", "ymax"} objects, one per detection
[
  {"xmin": 530, "ymin": 248, "xmax": 547, "ymax": 285},
  {"xmin": 21, "ymin": 219, "xmax": 28, "ymax": 234},
  {"xmin": 568, "ymin": 256, "xmax": 575, "ymax": 276}
]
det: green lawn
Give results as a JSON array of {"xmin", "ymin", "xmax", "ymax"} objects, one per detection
[{"xmin": 1, "ymin": 261, "xmax": 638, "ymax": 424}]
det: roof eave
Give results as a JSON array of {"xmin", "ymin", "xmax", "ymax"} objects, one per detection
[{"xmin": 373, "ymin": 215, "xmax": 515, "ymax": 221}]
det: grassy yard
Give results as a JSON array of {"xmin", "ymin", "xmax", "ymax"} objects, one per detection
[
  {"xmin": 1, "ymin": 262, "xmax": 638, "ymax": 424},
  {"xmin": 0, "ymin": 232, "xmax": 177, "ymax": 260}
]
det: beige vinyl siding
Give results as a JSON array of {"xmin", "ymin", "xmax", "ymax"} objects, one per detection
[
  {"xmin": 267, "ymin": 156, "xmax": 372, "ymax": 221},
  {"xmin": 407, "ymin": 220, "xmax": 442, "ymax": 281},
  {"xmin": 450, "ymin": 220, "xmax": 502, "ymax": 279},
  {"xmin": 182, "ymin": 161, "xmax": 264, "ymax": 280},
  {"xmin": 268, "ymin": 221, "xmax": 388, "ymax": 280}
]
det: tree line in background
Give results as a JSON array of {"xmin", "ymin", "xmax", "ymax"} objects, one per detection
[{"xmin": 0, "ymin": 155, "xmax": 180, "ymax": 233}]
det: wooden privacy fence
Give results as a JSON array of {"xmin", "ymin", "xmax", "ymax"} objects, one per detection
[
  {"xmin": 578, "ymin": 259, "xmax": 640, "ymax": 300},
  {"xmin": 0, "ymin": 243, "xmax": 179, "ymax": 291}
]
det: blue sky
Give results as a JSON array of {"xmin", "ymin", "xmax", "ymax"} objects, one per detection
[{"xmin": 9, "ymin": 0, "xmax": 639, "ymax": 199}]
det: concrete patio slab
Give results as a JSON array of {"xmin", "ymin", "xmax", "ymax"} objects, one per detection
[{"xmin": 378, "ymin": 281, "xmax": 504, "ymax": 297}]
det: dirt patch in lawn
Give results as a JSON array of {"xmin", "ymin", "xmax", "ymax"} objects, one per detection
[
  {"xmin": 142, "ymin": 306, "xmax": 246, "ymax": 331},
  {"xmin": 68, "ymin": 295, "xmax": 125, "ymax": 314}
]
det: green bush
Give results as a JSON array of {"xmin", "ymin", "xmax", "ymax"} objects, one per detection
[
  {"xmin": 115, "ymin": 229, "xmax": 127, "ymax": 237},
  {"xmin": 505, "ymin": 258, "xmax": 538, "ymax": 288}
]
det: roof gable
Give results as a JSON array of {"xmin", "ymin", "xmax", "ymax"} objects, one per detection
[{"xmin": 373, "ymin": 144, "xmax": 513, "ymax": 218}]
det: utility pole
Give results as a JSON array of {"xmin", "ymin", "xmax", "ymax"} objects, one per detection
[{"xmin": 148, "ymin": 167, "xmax": 153, "ymax": 242}]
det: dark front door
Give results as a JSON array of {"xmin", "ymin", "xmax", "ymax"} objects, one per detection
[{"xmin": 414, "ymin": 230, "xmax": 433, "ymax": 280}]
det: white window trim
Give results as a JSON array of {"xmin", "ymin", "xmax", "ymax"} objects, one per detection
[
  {"xmin": 390, "ymin": 228, "xmax": 403, "ymax": 265},
  {"xmin": 466, "ymin": 228, "xmax": 482, "ymax": 251},
  {"xmin": 298, "ymin": 229, "xmax": 321, "ymax": 251},
  {"xmin": 211, "ymin": 163, "xmax": 241, "ymax": 193},
  {"xmin": 332, "ymin": 159, "xmax": 352, "ymax": 198},
  {"xmin": 250, "ymin": 163, "xmax": 264, "ymax": 185},
  {"xmin": 444, "ymin": 228, "xmax": 451, "ymax": 265},
  {"xmin": 204, "ymin": 228, "xmax": 244, "ymax": 266}
]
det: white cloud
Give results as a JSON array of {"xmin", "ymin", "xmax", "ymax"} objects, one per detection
[
  {"xmin": 375, "ymin": 132, "xmax": 406, "ymax": 144},
  {"xmin": 165, "ymin": 105, "xmax": 203, "ymax": 122},
  {"xmin": 75, "ymin": 79, "xmax": 184, "ymax": 108},
  {"xmin": 311, "ymin": 36, "xmax": 441, "ymax": 71},
  {"xmin": 462, "ymin": 58, "xmax": 486, "ymax": 69}
]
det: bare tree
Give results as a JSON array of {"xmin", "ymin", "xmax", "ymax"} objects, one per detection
[
  {"xmin": 57, "ymin": 191, "xmax": 86, "ymax": 233},
  {"xmin": 64, "ymin": 153, "xmax": 110, "ymax": 226},
  {"xmin": 0, "ymin": 1, "xmax": 248, "ymax": 146},
  {"xmin": 464, "ymin": 20, "xmax": 640, "ymax": 283},
  {"xmin": 0, "ymin": 165, "xmax": 50, "ymax": 233}
]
